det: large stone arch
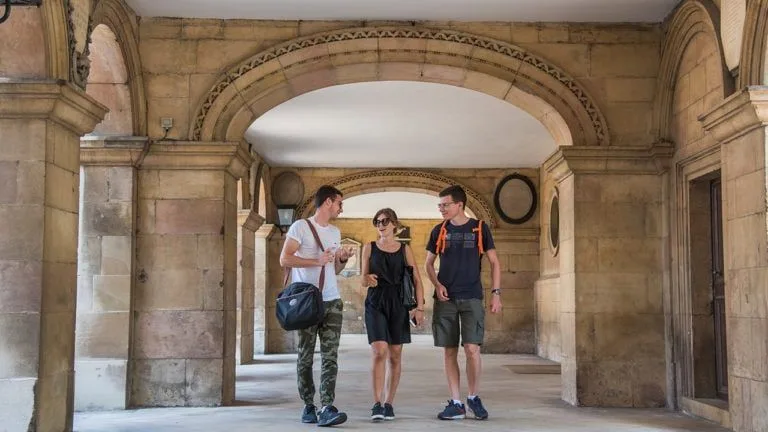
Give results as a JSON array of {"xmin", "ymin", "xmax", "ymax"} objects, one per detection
[
  {"xmin": 296, "ymin": 169, "xmax": 496, "ymax": 227},
  {"xmin": 738, "ymin": 0, "xmax": 768, "ymax": 86},
  {"xmin": 654, "ymin": 0, "xmax": 734, "ymax": 142},
  {"xmin": 90, "ymin": 0, "xmax": 147, "ymax": 136},
  {"xmin": 191, "ymin": 27, "xmax": 607, "ymax": 147}
]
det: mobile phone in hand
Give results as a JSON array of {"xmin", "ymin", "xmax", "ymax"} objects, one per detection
[{"xmin": 410, "ymin": 316, "xmax": 418, "ymax": 327}]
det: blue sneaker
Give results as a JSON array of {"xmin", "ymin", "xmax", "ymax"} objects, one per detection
[
  {"xmin": 466, "ymin": 396, "xmax": 489, "ymax": 420},
  {"xmin": 437, "ymin": 400, "xmax": 466, "ymax": 420},
  {"xmin": 317, "ymin": 405, "xmax": 347, "ymax": 427},
  {"xmin": 384, "ymin": 403, "xmax": 395, "ymax": 420},
  {"xmin": 371, "ymin": 402, "xmax": 384, "ymax": 422},
  {"xmin": 301, "ymin": 404, "xmax": 318, "ymax": 423}
]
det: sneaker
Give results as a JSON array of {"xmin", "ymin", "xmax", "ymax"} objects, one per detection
[
  {"xmin": 317, "ymin": 405, "xmax": 348, "ymax": 427},
  {"xmin": 466, "ymin": 396, "xmax": 489, "ymax": 420},
  {"xmin": 370, "ymin": 402, "xmax": 385, "ymax": 422},
  {"xmin": 383, "ymin": 403, "xmax": 395, "ymax": 420},
  {"xmin": 301, "ymin": 404, "xmax": 318, "ymax": 423},
  {"xmin": 437, "ymin": 400, "xmax": 466, "ymax": 420}
]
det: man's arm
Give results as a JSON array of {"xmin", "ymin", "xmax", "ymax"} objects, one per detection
[
  {"xmin": 485, "ymin": 249, "xmax": 502, "ymax": 313},
  {"xmin": 280, "ymin": 237, "xmax": 331, "ymax": 268},
  {"xmin": 425, "ymin": 251, "xmax": 449, "ymax": 301}
]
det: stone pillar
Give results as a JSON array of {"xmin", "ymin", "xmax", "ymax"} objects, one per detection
[
  {"xmin": 545, "ymin": 145, "xmax": 672, "ymax": 408},
  {"xmin": 265, "ymin": 231, "xmax": 297, "ymax": 353},
  {"xmin": 237, "ymin": 210, "xmax": 264, "ymax": 364},
  {"xmin": 130, "ymin": 141, "xmax": 251, "ymax": 407},
  {"xmin": 254, "ymin": 224, "xmax": 277, "ymax": 354},
  {"xmin": 0, "ymin": 82, "xmax": 106, "ymax": 431},
  {"xmin": 701, "ymin": 89, "xmax": 768, "ymax": 432},
  {"xmin": 483, "ymin": 229, "xmax": 538, "ymax": 353},
  {"xmin": 74, "ymin": 137, "xmax": 146, "ymax": 411}
]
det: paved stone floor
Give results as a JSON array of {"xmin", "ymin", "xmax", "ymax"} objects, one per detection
[{"xmin": 75, "ymin": 335, "xmax": 728, "ymax": 432}]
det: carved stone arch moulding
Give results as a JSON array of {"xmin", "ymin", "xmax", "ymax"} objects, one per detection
[
  {"xmin": 191, "ymin": 27, "xmax": 609, "ymax": 147},
  {"xmin": 296, "ymin": 169, "xmax": 497, "ymax": 228},
  {"xmin": 90, "ymin": 0, "xmax": 147, "ymax": 136},
  {"xmin": 654, "ymin": 0, "xmax": 734, "ymax": 143},
  {"xmin": 738, "ymin": 0, "xmax": 768, "ymax": 86}
]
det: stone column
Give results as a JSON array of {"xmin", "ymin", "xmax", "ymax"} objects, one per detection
[
  {"xmin": 701, "ymin": 89, "xmax": 768, "ymax": 432},
  {"xmin": 237, "ymin": 210, "xmax": 264, "ymax": 364},
  {"xmin": 544, "ymin": 145, "xmax": 672, "ymax": 408},
  {"xmin": 0, "ymin": 82, "xmax": 106, "ymax": 431},
  {"xmin": 130, "ymin": 141, "xmax": 251, "ymax": 407},
  {"xmin": 74, "ymin": 137, "xmax": 146, "ymax": 411},
  {"xmin": 254, "ymin": 224, "xmax": 277, "ymax": 354},
  {"xmin": 265, "ymin": 231, "xmax": 297, "ymax": 353}
]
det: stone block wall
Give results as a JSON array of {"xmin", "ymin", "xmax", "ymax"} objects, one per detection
[
  {"xmin": 75, "ymin": 165, "xmax": 136, "ymax": 411},
  {"xmin": 535, "ymin": 169, "xmax": 561, "ymax": 361}
]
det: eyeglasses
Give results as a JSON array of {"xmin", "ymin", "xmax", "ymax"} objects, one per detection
[
  {"xmin": 333, "ymin": 199, "xmax": 343, "ymax": 209},
  {"xmin": 373, "ymin": 218, "xmax": 391, "ymax": 227},
  {"xmin": 437, "ymin": 202, "xmax": 456, "ymax": 210}
]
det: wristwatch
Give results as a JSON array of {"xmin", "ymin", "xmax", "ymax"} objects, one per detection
[{"xmin": 491, "ymin": 288, "xmax": 501, "ymax": 295}]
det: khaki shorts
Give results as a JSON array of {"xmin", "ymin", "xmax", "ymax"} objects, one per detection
[{"xmin": 432, "ymin": 298, "xmax": 485, "ymax": 347}]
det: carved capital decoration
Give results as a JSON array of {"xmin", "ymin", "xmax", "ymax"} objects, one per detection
[{"xmin": 66, "ymin": 0, "xmax": 93, "ymax": 89}]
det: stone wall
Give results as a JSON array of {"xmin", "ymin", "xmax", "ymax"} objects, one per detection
[
  {"xmin": 138, "ymin": 19, "xmax": 660, "ymax": 148},
  {"xmin": 536, "ymin": 167, "xmax": 562, "ymax": 361}
]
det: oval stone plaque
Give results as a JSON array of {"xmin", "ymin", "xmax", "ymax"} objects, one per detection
[
  {"xmin": 271, "ymin": 171, "xmax": 305, "ymax": 206},
  {"xmin": 549, "ymin": 191, "xmax": 560, "ymax": 256}
]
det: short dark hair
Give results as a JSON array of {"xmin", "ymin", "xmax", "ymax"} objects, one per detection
[
  {"xmin": 439, "ymin": 185, "xmax": 466, "ymax": 209},
  {"xmin": 314, "ymin": 185, "xmax": 343, "ymax": 209}
]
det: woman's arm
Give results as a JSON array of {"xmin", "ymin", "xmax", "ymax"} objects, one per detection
[{"xmin": 361, "ymin": 243, "xmax": 377, "ymax": 288}]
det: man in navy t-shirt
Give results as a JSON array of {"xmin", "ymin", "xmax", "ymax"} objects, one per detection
[{"xmin": 425, "ymin": 185, "xmax": 502, "ymax": 421}]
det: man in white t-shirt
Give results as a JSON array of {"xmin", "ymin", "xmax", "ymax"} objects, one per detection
[{"xmin": 280, "ymin": 185, "xmax": 352, "ymax": 427}]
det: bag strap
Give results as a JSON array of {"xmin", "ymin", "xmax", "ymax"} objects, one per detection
[{"xmin": 281, "ymin": 218, "xmax": 327, "ymax": 291}]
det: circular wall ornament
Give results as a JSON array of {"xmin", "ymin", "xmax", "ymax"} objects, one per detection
[
  {"xmin": 549, "ymin": 188, "xmax": 560, "ymax": 256},
  {"xmin": 271, "ymin": 171, "xmax": 304, "ymax": 206},
  {"xmin": 493, "ymin": 173, "xmax": 537, "ymax": 224}
]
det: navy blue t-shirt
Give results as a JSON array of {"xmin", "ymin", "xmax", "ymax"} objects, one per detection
[{"xmin": 426, "ymin": 219, "xmax": 495, "ymax": 300}]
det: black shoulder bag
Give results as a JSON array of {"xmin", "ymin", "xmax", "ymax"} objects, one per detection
[
  {"xmin": 275, "ymin": 219, "xmax": 327, "ymax": 331},
  {"xmin": 400, "ymin": 245, "xmax": 417, "ymax": 311}
]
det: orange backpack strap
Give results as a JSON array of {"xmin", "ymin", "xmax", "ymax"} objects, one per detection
[
  {"xmin": 473, "ymin": 220, "xmax": 485, "ymax": 256},
  {"xmin": 435, "ymin": 220, "xmax": 449, "ymax": 255}
]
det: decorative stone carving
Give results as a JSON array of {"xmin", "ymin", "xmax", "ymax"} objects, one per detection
[
  {"xmin": 296, "ymin": 169, "xmax": 496, "ymax": 227},
  {"xmin": 192, "ymin": 27, "xmax": 608, "ymax": 146},
  {"xmin": 66, "ymin": 0, "xmax": 93, "ymax": 89}
]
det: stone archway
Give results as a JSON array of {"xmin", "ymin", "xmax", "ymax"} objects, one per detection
[
  {"xmin": 738, "ymin": 0, "xmax": 768, "ymax": 86},
  {"xmin": 653, "ymin": 0, "xmax": 733, "ymax": 143},
  {"xmin": 296, "ymin": 169, "xmax": 496, "ymax": 227},
  {"xmin": 190, "ymin": 27, "xmax": 607, "ymax": 148}
]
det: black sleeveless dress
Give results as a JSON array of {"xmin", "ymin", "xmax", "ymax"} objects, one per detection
[{"xmin": 364, "ymin": 242, "xmax": 411, "ymax": 345}]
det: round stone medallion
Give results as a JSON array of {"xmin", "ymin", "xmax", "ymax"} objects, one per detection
[
  {"xmin": 493, "ymin": 173, "xmax": 537, "ymax": 224},
  {"xmin": 271, "ymin": 171, "xmax": 305, "ymax": 206}
]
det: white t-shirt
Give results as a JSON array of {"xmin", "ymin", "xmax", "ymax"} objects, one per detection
[{"xmin": 285, "ymin": 216, "xmax": 341, "ymax": 301}]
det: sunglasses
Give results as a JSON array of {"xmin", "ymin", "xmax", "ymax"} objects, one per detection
[{"xmin": 373, "ymin": 218, "xmax": 391, "ymax": 227}]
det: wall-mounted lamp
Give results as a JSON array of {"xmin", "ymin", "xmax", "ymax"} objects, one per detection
[
  {"xmin": 1, "ymin": 0, "xmax": 42, "ymax": 25},
  {"xmin": 277, "ymin": 205, "xmax": 297, "ymax": 234}
]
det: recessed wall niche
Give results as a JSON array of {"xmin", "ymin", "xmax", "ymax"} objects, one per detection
[{"xmin": 549, "ymin": 188, "xmax": 560, "ymax": 256}]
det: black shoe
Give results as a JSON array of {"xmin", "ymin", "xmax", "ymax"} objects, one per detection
[
  {"xmin": 466, "ymin": 396, "xmax": 488, "ymax": 420},
  {"xmin": 437, "ymin": 400, "xmax": 466, "ymax": 420},
  {"xmin": 317, "ymin": 405, "xmax": 348, "ymax": 427},
  {"xmin": 302, "ymin": 404, "xmax": 318, "ymax": 423},
  {"xmin": 384, "ymin": 403, "xmax": 395, "ymax": 421},
  {"xmin": 370, "ymin": 402, "xmax": 384, "ymax": 422}
]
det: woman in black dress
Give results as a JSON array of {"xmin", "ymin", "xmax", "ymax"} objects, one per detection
[{"xmin": 361, "ymin": 208, "xmax": 425, "ymax": 422}]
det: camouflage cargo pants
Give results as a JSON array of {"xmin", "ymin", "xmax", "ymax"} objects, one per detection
[{"xmin": 297, "ymin": 298, "xmax": 343, "ymax": 407}]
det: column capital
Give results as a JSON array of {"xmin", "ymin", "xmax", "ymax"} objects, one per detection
[
  {"xmin": 542, "ymin": 143, "xmax": 674, "ymax": 183},
  {"xmin": 80, "ymin": 136, "xmax": 149, "ymax": 166},
  {"xmin": 238, "ymin": 210, "xmax": 265, "ymax": 232},
  {"xmin": 700, "ymin": 86, "xmax": 768, "ymax": 144},
  {"xmin": 140, "ymin": 141, "xmax": 253, "ymax": 178},
  {"xmin": 0, "ymin": 80, "xmax": 107, "ymax": 135}
]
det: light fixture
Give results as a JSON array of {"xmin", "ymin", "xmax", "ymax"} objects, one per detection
[
  {"xmin": 1, "ymin": 0, "xmax": 42, "ymax": 25},
  {"xmin": 277, "ymin": 205, "xmax": 297, "ymax": 234}
]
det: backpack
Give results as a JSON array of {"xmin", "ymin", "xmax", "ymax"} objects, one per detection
[{"xmin": 434, "ymin": 219, "xmax": 485, "ymax": 256}]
